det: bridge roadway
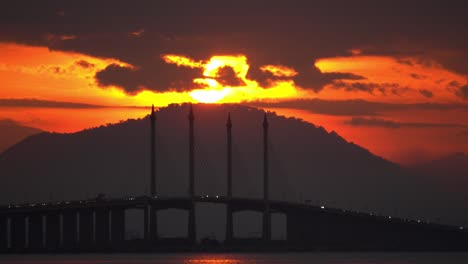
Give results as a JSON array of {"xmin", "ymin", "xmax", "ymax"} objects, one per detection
[
  {"xmin": 0, "ymin": 196, "xmax": 320, "ymax": 214},
  {"xmin": 0, "ymin": 195, "xmax": 468, "ymax": 252}
]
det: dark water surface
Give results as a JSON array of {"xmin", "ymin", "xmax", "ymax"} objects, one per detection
[{"xmin": 1, "ymin": 253, "xmax": 468, "ymax": 264}]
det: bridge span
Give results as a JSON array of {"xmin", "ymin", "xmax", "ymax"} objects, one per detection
[
  {"xmin": 1, "ymin": 195, "xmax": 467, "ymax": 252},
  {"xmin": 1, "ymin": 105, "xmax": 467, "ymax": 252}
]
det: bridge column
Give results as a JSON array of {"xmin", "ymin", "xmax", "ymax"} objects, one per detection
[
  {"xmin": 28, "ymin": 214, "xmax": 43, "ymax": 251},
  {"xmin": 79, "ymin": 209, "xmax": 93, "ymax": 250},
  {"xmin": 188, "ymin": 105, "xmax": 196, "ymax": 244},
  {"xmin": 188, "ymin": 203, "xmax": 196, "ymax": 244},
  {"xmin": 95, "ymin": 208, "xmax": 110, "ymax": 248},
  {"xmin": 144, "ymin": 206, "xmax": 149, "ymax": 241},
  {"xmin": 62, "ymin": 210, "xmax": 77, "ymax": 250},
  {"xmin": 226, "ymin": 206, "xmax": 233, "ymax": 243},
  {"xmin": 11, "ymin": 214, "xmax": 26, "ymax": 251},
  {"xmin": 149, "ymin": 206, "xmax": 158, "ymax": 241},
  {"xmin": 286, "ymin": 211, "xmax": 302, "ymax": 244},
  {"xmin": 262, "ymin": 114, "xmax": 271, "ymax": 242},
  {"xmin": 149, "ymin": 105, "xmax": 158, "ymax": 242},
  {"xmin": 0, "ymin": 215, "xmax": 8, "ymax": 252},
  {"xmin": 46, "ymin": 213, "xmax": 60, "ymax": 251},
  {"xmin": 225, "ymin": 113, "xmax": 234, "ymax": 243},
  {"xmin": 111, "ymin": 208, "xmax": 125, "ymax": 248}
]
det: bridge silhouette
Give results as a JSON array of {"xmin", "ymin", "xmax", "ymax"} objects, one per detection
[{"xmin": 0, "ymin": 105, "xmax": 467, "ymax": 252}]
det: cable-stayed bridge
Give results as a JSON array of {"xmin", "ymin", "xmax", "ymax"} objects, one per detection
[{"xmin": 0, "ymin": 105, "xmax": 467, "ymax": 252}]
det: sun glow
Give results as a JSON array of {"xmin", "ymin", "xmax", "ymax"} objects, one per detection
[
  {"xmin": 190, "ymin": 88, "xmax": 232, "ymax": 103},
  {"xmin": 260, "ymin": 64, "xmax": 298, "ymax": 77},
  {"xmin": 315, "ymin": 55, "xmax": 467, "ymax": 102},
  {"xmin": 163, "ymin": 54, "xmax": 301, "ymax": 104}
]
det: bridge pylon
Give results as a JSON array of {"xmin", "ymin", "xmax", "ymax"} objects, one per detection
[
  {"xmin": 149, "ymin": 104, "xmax": 158, "ymax": 242},
  {"xmin": 188, "ymin": 104, "xmax": 196, "ymax": 243},
  {"xmin": 262, "ymin": 113, "xmax": 271, "ymax": 242},
  {"xmin": 225, "ymin": 113, "xmax": 234, "ymax": 243}
]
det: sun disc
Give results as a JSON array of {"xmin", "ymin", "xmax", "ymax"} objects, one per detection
[{"xmin": 189, "ymin": 88, "xmax": 230, "ymax": 103}]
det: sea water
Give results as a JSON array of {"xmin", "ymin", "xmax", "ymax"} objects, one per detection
[{"xmin": 1, "ymin": 252, "xmax": 468, "ymax": 264}]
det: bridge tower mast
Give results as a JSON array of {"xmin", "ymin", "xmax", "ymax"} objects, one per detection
[
  {"xmin": 262, "ymin": 113, "xmax": 271, "ymax": 242},
  {"xmin": 149, "ymin": 105, "xmax": 158, "ymax": 241},
  {"xmin": 188, "ymin": 104, "xmax": 196, "ymax": 243},
  {"xmin": 150, "ymin": 104, "xmax": 156, "ymax": 196},
  {"xmin": 226, "ymin": 113, "xmax": 233, "ymax": 242}
]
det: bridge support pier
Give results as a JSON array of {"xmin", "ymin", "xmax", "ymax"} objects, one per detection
[
  {"xmin": 11, "ymin": 214, "xmax": 26, "ymax": 251},
  {"xmin": 225, "ymin": 205, "xmax": 233, "ymax": 243},
  {"xmin": 286, "ymin": 211, "xmax": 301, "ymax": 244},
  {"xmin": 143, "ymin": 206, "xmax": 149, "ymax": 241},
  {"xmin": 262, "ymin": 114, "xmax": 271, "ymax": 243},
  {"xmin": 188, "ymin": 203, "xmax": 196, "ymax": 244},
  {"xmin": 95, "ymin": 208, "xmax": 109, "ymax": 248},
  {"xmin": 79, "ymin": 209, "xmax": 93, "ymax": 250},
  {"xmin": 62, "ymin": 210, "xmax": 77, "ymax": 250},
  {"xmin": 28, "ymin": 214, "xmax": 43, "ymax": 251},
  {"xmin": 225, "ymin": 114, "xmax": 234, "ymax": 244},
  {"xmin": 262, "ymin": 206, "xmax": 271, "ymax": 242},
  {"xmin": 187, "ymin": 105, "xmax": 196, "ymax": 244},
  {"xmin": 110, "ymin": 208, "xmax": 125, "ymax": 248},
  {"xmin": 46, "ymin": 213, "xmax": 60, "ymax": 251},
  {"xmin": 0, "ymin": 216, "xmax": 7, "ymax": 252},
  {"xmin": 149, "ymin": 206, "xmax": 158, "ymax": 241}
]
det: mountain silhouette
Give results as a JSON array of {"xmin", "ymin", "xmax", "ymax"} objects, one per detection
[
  {"xmin": 0, "ymin": 104, "xmax": 466, "ymax": 227},
  {"xmin": 411, "ymin": 152, "xmax": 468, "ymax": 177},
  {"xmin": 0, "ymin": 119, "xmax": 42, "ymax": 154},
  {"xmin": 408, "ymin": 152, "xmax": 468, "ymax": 222}
]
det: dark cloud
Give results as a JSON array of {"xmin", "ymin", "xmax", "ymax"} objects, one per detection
[
  {"xmin": 449, "ymin": 81, "xmax": 462, "ymax": 88},
  {"xmin": 246, "ymin": 64, "xmax": 365, "ymax": 90},
  {"xmin": 419, "ymin": 89, "xmax": 433, "ymax": 98},
  {"xmin": 245, "ymin": 67, "xmax": 277, "ymax": 88},
  {"xmin": 323, "ymin": 72, "xmax": 365, "ymax": 81},
  {"xmin": 249, "ymin": 98, "xmax": 468, "ymax": 116},
  {"xmin": 346, "ymin": 117, "xmax": 400, "ymax": 128},
  {"xmin": 410, "ymin": 73, "xmax": 426, "ymax": 80},
  {"xmin": 457, "ymin": 85, "xmax": 468, "ymax": 100},
  {"xmin": 396, "ymin": 58, "xmax": 413, "ymax": 66},
  {"xmin": 346, "ymin": 117, "xmax": 467, "ymax": 129},
  {"xmin": 0, "ymin": 0, "xmax": 467, "ymax": 93},
  {"xmin": 0, "ymin": 98, "xmax": 103, "ymax": 108},
  {"xmin": 95, "ymin": 64, "xmax": 140, "ymax": 93},
  {"xmin": 95, "ymin": 62, "xmax": 204, "ymax": 94},
  {"xmin": 75, "ymin": 60, "xmax": 95, "ymax": 68},
  {"xmin": 332, "ymin": 81, "xmax": 402, "ymax": 95},
  {"xmin": 215, "ymin": 67, "xmax": 246, "ymax": 87}
]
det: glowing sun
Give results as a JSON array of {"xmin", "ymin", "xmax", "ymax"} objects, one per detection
[{"xmin": 189, "ymin": 88, "xmax": 231, "ymax": 103}]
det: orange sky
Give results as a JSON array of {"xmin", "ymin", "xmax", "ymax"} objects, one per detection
[{"xmin": 0, "ymin": 42, "xmax": 467, "ymax": 164}]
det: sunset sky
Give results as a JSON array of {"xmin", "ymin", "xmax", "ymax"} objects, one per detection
[{"xmin": 0, "ymin": 0, "xmax": 467, "ymax": 164}]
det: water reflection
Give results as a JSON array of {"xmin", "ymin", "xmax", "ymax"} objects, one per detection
[
  {"xmin": 2, "ymin": 253, "xmax": 468, "ymax": 264},
  {"xmin": 184, "ymin": 257, "xmax": 243, "ymax": 264}
]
